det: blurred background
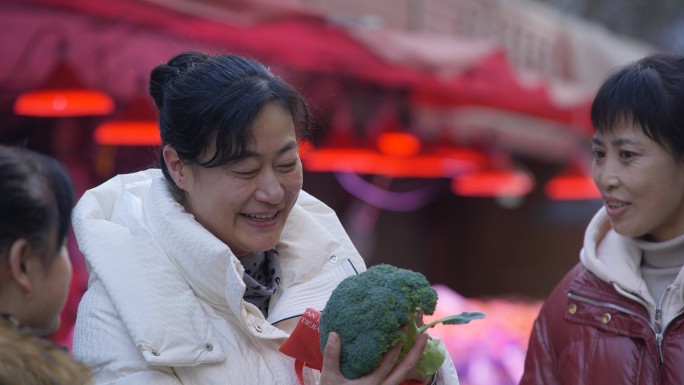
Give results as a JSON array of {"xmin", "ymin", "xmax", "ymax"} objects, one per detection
[{"xmin": 2, "ymin": 0, "xmax": 682, "ymax": 384}]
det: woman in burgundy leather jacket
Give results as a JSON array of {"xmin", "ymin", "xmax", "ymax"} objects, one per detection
[{"xmin": 520, "ymin": 53, "xmax": 684, "ymax": 385}]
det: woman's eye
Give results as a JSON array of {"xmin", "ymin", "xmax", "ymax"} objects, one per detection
[
  {"xmin": 620, "ymin": 151, "xmax": 635, "ymax": 159},
  {"xmin": 234, "ymin": 169, "xmax": 258, "ymax": 177},
  {"xmin": 278, "ymin": 161, "xmax": 298, "ymax": 171},
  {"xmin": 590, "ymin": 149, "xmax": 605, "ymax": 159}
]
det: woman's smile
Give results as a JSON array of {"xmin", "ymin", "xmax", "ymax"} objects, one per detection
[
  {"xmin": 603, "ymin": 197, "xmax": 630, "ymax": 217},
  {"xmin": 240, "ymin": 210, "xmax": 281, "ymax": 228}
]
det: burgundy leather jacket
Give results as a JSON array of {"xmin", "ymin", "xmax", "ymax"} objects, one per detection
[{"xmin": 519, "ymin": 263, "xmax": 684, "ymax": 385}]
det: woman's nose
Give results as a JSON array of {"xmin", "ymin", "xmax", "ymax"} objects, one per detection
[
  {"xmin": 594, "ymin": 161, "xmax": 620, "ymax": 191},
  {"xmin": 602, "ymin": 175, "xmax": 620, "ymax": 190},
  {"xmin": 255, "ymin": 169, "xmax": 284, "ymax": 203}
]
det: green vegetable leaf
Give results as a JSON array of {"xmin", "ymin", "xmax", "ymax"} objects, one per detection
[{"xmin": 418, "ymin": 311, "xmax": 486, "ymax": 334}]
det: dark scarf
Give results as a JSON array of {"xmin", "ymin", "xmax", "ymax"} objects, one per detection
[{"xmin": 240, "ymin": 249, "xmax": 281, "ymax": 317}]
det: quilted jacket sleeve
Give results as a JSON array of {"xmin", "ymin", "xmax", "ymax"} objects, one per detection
[
  {"xmin": 519, "ymin": 264, "xmax": 583, "ymax": 385},
  {"xmin": 518, "ymin": 311, "xmax": 561, "ymax": 385},
  {"xmin": 73, "ymin": 275, "xmax": 182, "ymax": 385}
]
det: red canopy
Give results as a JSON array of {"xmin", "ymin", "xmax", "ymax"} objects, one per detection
[{"xmin": 22, "ymin": 0, "xmax": 592, "ymax": 134}]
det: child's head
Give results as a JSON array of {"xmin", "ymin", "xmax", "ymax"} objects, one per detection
[{"xmin": 0, "ymin": 145, "xmax": 75, "ymax": 335}]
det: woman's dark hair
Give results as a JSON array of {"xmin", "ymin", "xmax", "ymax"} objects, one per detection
[
  {"xmin": 0, "ymin": 145, "xmax": 74, "ymax": 263},
  {"xmin": 149, "ymin": 51, "xmax": 310, "ymax": 196},
  {"xmin": 591, "ymin": 52, "xmax": 684, "ymax": 157}
]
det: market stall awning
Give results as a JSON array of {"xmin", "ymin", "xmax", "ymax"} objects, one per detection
[{"xmin": 15, "ymin": 0, "xmax": 594, "ymax": 132}]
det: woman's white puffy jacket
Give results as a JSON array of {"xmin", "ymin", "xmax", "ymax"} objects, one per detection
[{"xmin": 71, "ymin": 169, "xmax": 459, "ymax": 385}]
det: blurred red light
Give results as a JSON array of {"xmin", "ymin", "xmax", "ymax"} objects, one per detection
[
  {"xmin": 376, "ymin": 132, "xmax": 421, "ymax": 156},
  {"xmin": 94, "ymin": 121, "xmax": 160, "ymax": 146},
  {"xmin": 544, "ymin": 175, "xmax": 600, "ymax": 200},
  {"xmin": 14, "ymin": 90, "xmax": 115, "ymax": 117}
]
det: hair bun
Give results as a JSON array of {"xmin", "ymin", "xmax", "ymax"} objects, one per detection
[{"xmin": 149, "ymin": 51, "xmax": 210, "ymax": 110}]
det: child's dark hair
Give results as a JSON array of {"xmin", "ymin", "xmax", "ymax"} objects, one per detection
[{"xmin": 0, "ymin": 145, "xmax": 74, "ymax": 262}]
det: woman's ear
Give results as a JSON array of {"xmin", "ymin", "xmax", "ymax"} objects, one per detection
[
  {"xmin": 7, "ymin": 238, "xmax": 35, "ymax": 295},
  {"xmin": 163, "ymin": 145, "xmax": 191, "ymax": 191}
]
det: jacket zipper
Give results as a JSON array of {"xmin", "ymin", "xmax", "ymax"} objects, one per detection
[
  {"xmin": 652, "ymin": 287, "xmax": 669, "ymax": 363},
  {"xmin": 657, "ymin": 289, "xmax": 684, "ymax": 365},
  {"xmin": 652, "ymin": 286, "xmax": 684, "ymax": 364},
  {"xmin": 567, "ymin": 292, "xmax": 665, "ymax": 363}
]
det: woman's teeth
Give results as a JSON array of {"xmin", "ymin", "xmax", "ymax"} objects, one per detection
[{"xmin": 244, "ymin": 212, "xmax": 277, "ymax": 221}]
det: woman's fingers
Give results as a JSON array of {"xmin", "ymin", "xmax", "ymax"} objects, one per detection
[
  {"xmin": 320, "ymin": 331, "xmax": 431, "ymax": 385},
  {"xmin": 365, "ymin": 338, "xmax": 406, "ymax": 382},
  {"xmin": 414, "ymin": 310, "xmax": 425, "ymax": 327},
  {"xmin": 321, "ymin": 332, "xmax": 342, "ymax": 377},
  {"xmin": 382, "ymin": 332, "xmax": 429, "ymax": 385}
]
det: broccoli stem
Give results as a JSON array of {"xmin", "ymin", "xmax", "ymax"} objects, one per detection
[{"xmin": 399, "ymin": 311, "xmax": 486, "ymax": 378}]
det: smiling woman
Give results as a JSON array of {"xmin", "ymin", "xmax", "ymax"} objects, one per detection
[
  {"xmin": 70, "ymin": 51, "xmax": 460, "ymax": 385},
  {"xmin": 520, "ymin": 52, "xmax": 684, "ymax": 385},
  {"xmin": 164, "ymin": 102, "xmax": 303, "ymax": 258}
]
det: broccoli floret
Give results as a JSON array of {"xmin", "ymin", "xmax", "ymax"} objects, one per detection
[{"xmin": 319, "ymin": 264, "xmax": 484, "ymax": 379}]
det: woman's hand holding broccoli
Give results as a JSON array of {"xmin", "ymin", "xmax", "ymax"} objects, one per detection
[{"xmin": 320, "ymin": 330, "xmax": 431, "ymax": 385}]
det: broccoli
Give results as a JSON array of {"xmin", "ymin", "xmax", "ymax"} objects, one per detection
[{"xmin": 319, "ymin": 264, "xmax": 485, "ymax": 379}]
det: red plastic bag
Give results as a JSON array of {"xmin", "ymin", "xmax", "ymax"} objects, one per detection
[{"xmin": 279, "ymin": 308, "xmax": 323, "ymax": 384}]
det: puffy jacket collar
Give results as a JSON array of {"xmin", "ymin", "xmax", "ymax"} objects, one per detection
[
  {"xmin": 144, "ymin": 174, "xmax": 242, "ymax": 316},
  {"xmin": 73, "ymin": 170, "xmax": 226, "ymax": 366}
]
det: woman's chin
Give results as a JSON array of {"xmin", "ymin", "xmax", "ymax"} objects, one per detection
[
  {"xmin": 33, "ymin": 319, "xmax": 61, "ymax": 337},
  {"xmin": 232, "ymin": 239, "xmax": 280, "ymax": 257}
]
